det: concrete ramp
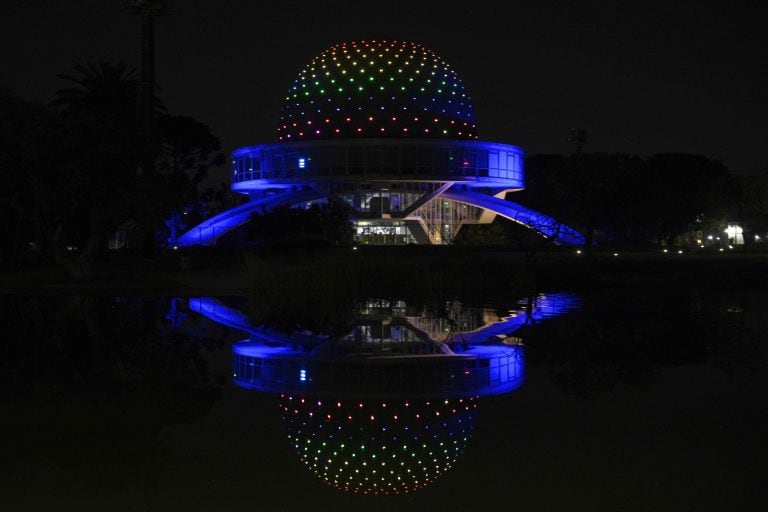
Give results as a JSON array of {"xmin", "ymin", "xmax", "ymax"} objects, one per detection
[
  {"xmin": 178, "ymin": 189, "xmax": 324, "ymax": 246},
  {"xmin": 440, "ymin": 189, "xmax": 584, "ymax": 245}
]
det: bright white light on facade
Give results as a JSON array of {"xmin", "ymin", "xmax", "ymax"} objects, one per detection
[
  {"xmin": 299, "ymin": 369, "xmax": 307, "ymax": 382},
  {"xmin": 725, "ymin": 225, "xmax": 742, "ymax": 236},
  {"xmin": 725, "ymin": 224, "xmax": 744, "ymax": 245},
  {"xmin": 298, "ymin": 158, "xmax": 306, "ymax": 168}
]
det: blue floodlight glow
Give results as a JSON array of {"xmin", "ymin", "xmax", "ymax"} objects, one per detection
[
  {"xmin": 176, "ymin": 39, "xmax": 584, "ymax": 248},
  {"xmin": 177, "ymin": 189, "xmax": 323, "ymax": 247},
  {"xmin": 186, "ymin": 292, "xmax": 583, "ymax": 396}
]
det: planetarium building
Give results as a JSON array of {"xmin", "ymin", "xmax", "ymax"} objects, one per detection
[{"xmin": 179, "ymin": 40, "xmax": 582, "ymax": 247}]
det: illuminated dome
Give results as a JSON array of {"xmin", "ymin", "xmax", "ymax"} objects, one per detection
[
  {"xmin": 277, "ymin": 39, "xmax": 478, "ymax": 141},
  {"xmin": 177, "ymin": 40, "xmax": 586, "ymax": 248},
  {"xmin": 280, "ymin": 395, "xmax": 478, "ymax": 495}
]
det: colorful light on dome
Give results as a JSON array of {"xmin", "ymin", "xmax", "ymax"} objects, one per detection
[
  {"xmin": 280, "ymin": 395, "xmax": 479, "ymax": 495},
  {"xmin": 277, "ymin": 40, "xmax": 478, "ymax": 141}
]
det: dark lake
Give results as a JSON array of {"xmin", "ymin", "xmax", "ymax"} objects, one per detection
[{"xmin": 2, "ymin": 287, "xmax": 766, "ymax": 511}]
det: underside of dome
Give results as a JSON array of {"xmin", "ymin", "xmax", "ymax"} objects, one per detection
[{"xmin": 278, "ymin": 39, "xmax": 478, "ymax": 141}]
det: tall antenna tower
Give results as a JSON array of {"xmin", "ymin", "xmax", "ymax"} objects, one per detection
[{"xmin": 125, "ymin": 1, "xmax": 171, "ymax": 135}]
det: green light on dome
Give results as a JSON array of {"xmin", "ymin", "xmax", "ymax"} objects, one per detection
[{"xmin": 278, "ymin": 40, "xmax": 477, "ymax": 141}]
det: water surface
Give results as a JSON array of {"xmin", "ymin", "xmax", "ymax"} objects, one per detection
[{"xmin": 2, "ymin": 288, "xmax": 765, "ymax": 511}]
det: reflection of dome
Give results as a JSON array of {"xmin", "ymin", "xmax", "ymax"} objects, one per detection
[
  {"xmin": 177, "ymin": 294, "xmax": 582, "ymax": 496},
  {"xmin": 280, "ymin": 395, "xmax": 478, "ymax": 494},
  {"xmin": 278, "ymin": 40, "xmax": 477, "ymax": 141}
]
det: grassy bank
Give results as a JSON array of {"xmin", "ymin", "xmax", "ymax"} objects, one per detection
[
  {"xmin": 1, "ymin": 245, "xmax": 766, "ymax": 295},
  {"xmin": 242, "ymin": 245, "xmax": 768, "ymax": 295}
]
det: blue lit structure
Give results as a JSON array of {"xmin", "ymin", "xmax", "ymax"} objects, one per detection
[
  {"xmin": 178, "ymin": 40, "xmax": 583, "ymax": 247},
  {"xmin": 187, "ymin": 292, "xmax": 581, "ymax": 397},
  {"xmin": 184, "ymin": 292, "xmax": 580, "ymax": 494}
]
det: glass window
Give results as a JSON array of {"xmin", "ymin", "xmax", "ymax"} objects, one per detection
[
  {"xmin": 267, "ymin": 151, "xmax": 285, "ymax": 178},
  {"xmin": 365, "ymin": 147, "xmax": 383, "ymax": 174},
  {"xmin": 331, "ymin": 147, "xmax": 347, "ymax": 174},
  {"xmin": 448, "ymin": 147, "xmax": 464, "ymax": 176},
  {"xmin": 382, "ymin": 146, "xmax": 399, "ymax": 174},
  {"xmin": 463, "ymin": 149, "xmax": 477, "ymax": 176},
  {"xmin": 349, "ymin": 147, "xmax": 364, "ymax": 175},
  {"xmin": 506, "ymin": 152, "xmax": 517, "ymax": 173},
  {"xmin": 435, "ymin": 146, "xmax": 451, "ymax": 174},
  {"xmin": 489, "ymin": 150, "xmax": 499, "ymax": 171},
  {"xmin": 418, "ymin": 147, "xmax": 433, "ymax": 174},
  {"xmin": 476, "ymin": 149, "xmax": 488, "ymax": 176},
  {"xmin": 401, "ymin": 147, "xmax": 417, "ymax": 174},
  {"xmin": 316, "ymin": 148, "xmax": 331, "ymax": 175}
]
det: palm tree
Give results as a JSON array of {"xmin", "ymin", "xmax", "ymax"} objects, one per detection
[
  {"xmin": 51, "ymin": 61, "xmax": 140, "ymax": 118},
  {"xmin": 45, "ymin": 62, "xmax": 151, "ymax": 277}
]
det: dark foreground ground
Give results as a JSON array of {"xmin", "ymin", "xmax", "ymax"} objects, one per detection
[
  {"xmin": 2, "ymin": 248, "xmax": 767, "ymax": 511},
  {"xmin": 2, "ymin": 246, "xmax": 766, "ymax": 295}
]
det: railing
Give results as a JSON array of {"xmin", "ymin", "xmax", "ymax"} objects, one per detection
[{"xmin": 231, "ymin": 139, "xmax": 524, "ymax": 187}]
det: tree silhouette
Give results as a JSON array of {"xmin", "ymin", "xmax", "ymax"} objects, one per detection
[
  {"xmin": 640, "ymin": 153, "xmax": 732, "ymax": 246},
  {"xmin": 246, "ymin": 201, "xmax": 354, "ymax": 249},
  {"xmin": 139, "ymin": 115, "xmax": 225, "ymax": 253},
  {"xmin": 523, "ymin": 152, "xmax": 644, "ymax": 250},
  {"xmin": 0, "ymin": 61, "xmax": 224, "ymax": 274},
  {"xmin": 521, "ymin": 152, "xmax": 737, "ymax": 249},
  {"xmin": 0, "ymin": 89, "xmax": 48, "ymax": 267},
  {"xmin": 51, "ymin": 61, "xmax": 139, "ymax": 114},
  {"xmin": 46, "ymin": 62, "xmax": 150, "ymax": 276}
]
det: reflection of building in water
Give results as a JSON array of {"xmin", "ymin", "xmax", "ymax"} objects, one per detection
[
  {"xmin": 232, "ymin": 341, "xmax": 524, "ymax": 397},
  {"xmin": 280, "ymin": 395, "xmax": 477, "ymax": 495},
  {"xmin": 354, "ymin": 298, "xmax": 499, "ymax": 344},
  {"xmin": 184, "ymin": 292, "xmax": 580, "ymax": 494},
  {"xmin": 187, "ymin": 293, "xmax": 580, "ymax": 398},
  {"xmin": 189, "ymin": 292, "xmax": 580, "ymax": 357}
]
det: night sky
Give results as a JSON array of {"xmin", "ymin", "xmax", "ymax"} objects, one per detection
[{"xmin": 4, "ymin": 0, "xmax": 767, "ymax": 180}]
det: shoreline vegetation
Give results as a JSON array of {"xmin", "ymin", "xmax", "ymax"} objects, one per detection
[{"xmin": 1, "ymin": 245, "xmax": 767, "ymax": 296}]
